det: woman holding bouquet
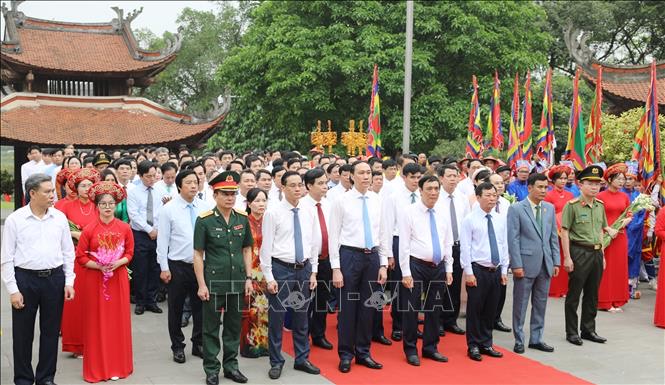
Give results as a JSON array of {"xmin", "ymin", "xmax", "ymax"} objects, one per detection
[
  {"xmin": 654, "ymin": 206, "xmax": 665, "ymax": 328},
  {"xmin": 545, "ymin": 165, "xmax": 575, "ymax": 297},
  {"xmin": 60, "ymin": 168, "xmax": 101, "ymax": 356},
  {"xmin": 596, "ymin": 164, "xmax": 633, "ymax": 312},
  {"xmin": 240, "ymin": 188, "xmax": 270, "ymax": 358},
  {"xmin": 76, "ymin": 181, "xmax": 134, "ymax": 382}
]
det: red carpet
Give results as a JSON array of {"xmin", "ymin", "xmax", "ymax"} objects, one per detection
[{"xmin": 282, "ymin": 310, "xmax": 590, "ymax": 384}]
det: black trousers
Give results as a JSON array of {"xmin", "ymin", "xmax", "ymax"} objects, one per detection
[
  {"xmin": 309, "ymin": 257, "xmax": 332, "ymax": 340},
  {"xmin": 373, "ymin": 236, "xmax": 402, "ymax": 337},
  {"xmin": 441, "ymin": 244, "xmax": 461, "ymax": 327},
  {"xmin": 494, "ymin": 280, "xmax": 507, "ymax": 324},
  {"xmin": 465, "ymin": 263, "xmax": 501, "ymax": 349},
  {"xmin": 565, "ymin": 245, "xmax": 603, "ymax": 336},
  {"xmin": 337, "ymin": 246, "xmax": 380, "ymax": 361},
  {"xmin": 167, "ymin": 260, "xmax": 203, "ymax": 352},
  {"xmin": 131, "ymin": 230, "xmax": 160, "ymax": 306},
  {"xmin": 12, "ymin": 267, "xmax": 65, "ymax": 385},
  {"xmin": 402, "ymin": 259, "xmax": 446, "ymax": 357}
]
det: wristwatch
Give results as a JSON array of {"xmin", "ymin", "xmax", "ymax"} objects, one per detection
[{"xmin": 245, "ymin": 276, "xmax": 252, "ymax": 280}]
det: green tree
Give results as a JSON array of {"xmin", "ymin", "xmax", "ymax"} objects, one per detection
[
  {"xmin": 215, "ymin": 0, "xmax": 552, "ymax": 154},
  {"xmin": 601, "ymin": 108, "xmax": 665, "ymax": 163}
]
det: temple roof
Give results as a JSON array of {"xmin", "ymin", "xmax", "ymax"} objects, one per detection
[
  {"xmin": 0, "ymin": 93, "xmax": 229, "ymax": 146},
  {"xmin": 1, "ymin": 2, "xmax": 181, "ymax": 76}
]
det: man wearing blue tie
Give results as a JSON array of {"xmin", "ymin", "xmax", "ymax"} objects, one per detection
[
  {"xmin": 507, "ymin": 173, "xmax": 560, "ymax": 354},
  {"xmin": 398, "ymin": 175, "xmax": 453, "ymax": 366},
  {"xmin": 329, "ymin": 161, "xmax": 389, "ymax": 373},
  {"xmin": 460, "ymin": 182, "xmax": 509, "ymax": 361}
]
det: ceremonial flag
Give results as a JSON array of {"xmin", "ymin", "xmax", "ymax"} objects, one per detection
[
  {"xmin": 520, "ymin": 71, "xmax": 533, "ymax": 161},
  {"xmin": 506, "ymin": 73, "xmax": 521, "ymax": 167},
  {"xmin": 562, "ymin": 69, "xmax": 586, "ymax": 170},
  {"xmin": 631, "ymin": 61, "xmax": 663, "ymax": 200},
  {"xmin": 486, "ymin": 70, "xmax": 504, "ymax": 150},
  {"xmin": 536, "ymin": 68, "xmax": 555, "ymax": 164},
  {"xmin": 366, "ymin": 64, "xmax": 382, "ymax": 158},
  {"xmin": 584, "ymin": 66, "xmax": 603, "ymax": 164},
  {"xmin": 466, "ymin": 75, "xmax": 484, "ymax": 158}
]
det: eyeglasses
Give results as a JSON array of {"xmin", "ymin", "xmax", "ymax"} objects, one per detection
[{"xmin": 98, "ymin": 202, "xmax": 116, "ymax": 208}]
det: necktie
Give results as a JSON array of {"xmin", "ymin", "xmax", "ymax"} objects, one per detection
[
  {"xmin": 495, "ymin": 201, "xmax": 500, "ymax": 213},
  {"xmin": 186, "ymin": 203, "xmax": 196, "ymax": 229},
  {"xmin": 292, "ymin": 207, "xmax": 304, "ymax": 263},
  {"xmin": 146, "ymin": 186, "xmax": 154, "ymax": 226},
  {"xmin": 449, "ymin": 194, "xmax": 459, "ymax": 242},
  {"xmin": 361, "ymin": 195, "xmax": 373, "ymax": 249},
  {"xmin": 535, "ymin": 205, "xmax": 542, "ymax": 233},
  {"xmin": 316, "ymin": 203, "xmax": 328, "ymax": 258},
  {"xmin": 197, "ymin": 192, "xmax": 203, "ymax": 200},
  {"xmin": 486, "ymin": 214, "xmax": 500, "ymax": 267},
  {"xmin": 278, "ymin": 189, "xmax": 283, "ymax": 201},
  {"xmin": 410, "ymin": 192, "xmax": 417, "ymax": 204},
  {"xmin": 429, "ymin": 208, "xmax": 442, "ymax": 264}
]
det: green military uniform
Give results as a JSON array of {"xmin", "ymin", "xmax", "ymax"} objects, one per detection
[
  {"xmin": 194, "ymin": 177, "xmax": 253, "ymax": 378},
  {"xmin": 561, "ymin": 165, "xmax": 608, "ymax": 338}
]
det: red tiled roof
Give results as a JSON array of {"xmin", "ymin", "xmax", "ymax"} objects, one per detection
[
  {"xmin": 0, "ymin": 93, "xmax": 225, "ymax": 146},
  {"xmin": 1, "ymin": 18, "xmax": 175, "ymax": 73},
  {"xmin": 582, "ymin": 63, "xmax": 665, "ymax": 105}
]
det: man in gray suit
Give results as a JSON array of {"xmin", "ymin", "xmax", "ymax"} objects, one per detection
[{"xmin": 507, "ymin": 173, "xmax": 560, "ymax": 354}]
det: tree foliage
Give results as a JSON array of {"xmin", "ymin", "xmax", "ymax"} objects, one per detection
[{"xmin": 601, "ymin": 108, "xmax": 665, "ymax": 163}]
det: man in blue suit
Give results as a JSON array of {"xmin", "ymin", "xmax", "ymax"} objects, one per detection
[{"xmin": 507, "ymin": 173, "xmax": 560, "ymax": 354}]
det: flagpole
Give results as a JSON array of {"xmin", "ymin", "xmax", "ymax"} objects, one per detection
[{"xmin": 402, "ymin": 0, "xmax": 413, "ymax": 154}]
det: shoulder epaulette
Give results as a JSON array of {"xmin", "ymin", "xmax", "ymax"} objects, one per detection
[
  {"xmin": 199, "ymin": 210, "xmax": 213, "ymax": 218},
  {"xmin": 569, "ymin": 198, "xmax": 579, "ymax": 204},
  {"xmin": 233, "ymin": 209, "xmax": 248, "ymax": 216},
  {"xmin": 595, "ymin": 198, "xmax": 604, "ymax": 204}
]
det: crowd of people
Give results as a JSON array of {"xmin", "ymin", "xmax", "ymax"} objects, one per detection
[{"xmin": 3, "ymin": 144, "xmax": 665, "ymax": 385}]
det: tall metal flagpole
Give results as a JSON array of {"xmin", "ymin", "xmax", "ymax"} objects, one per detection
[{"xmin": 402, "ymin": 0, "xmax": 413, "ymax": 154}]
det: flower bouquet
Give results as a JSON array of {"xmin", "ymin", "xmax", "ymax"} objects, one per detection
[
  {"xmin": 503, "ymin": 192, "xmax": 517, "ymax": 205},
  {"xmin": 89, "ymin": 231, "xmax": 124, "ymax": 300},
  {"xmin": 602, "ymin": 194, "xmax": 655, "ymax": 248}
]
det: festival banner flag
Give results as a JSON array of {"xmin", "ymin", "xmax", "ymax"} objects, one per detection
[
  {"xmin": 486, "ymin": 70, "xmax": 504, "ymax": 151},
  {"xmin": 562, "ymin": 69, "xmax": 586, "ymax": 170},
  {"xmin": 584, "ymin": 66, "xmax": 603, "ymax": 164},
  {"xmin": 366, "ymin": 64, "xmax": 382, "ymax": 158},
  {"xmin": 466, "ymin": 75, "xmax": 484, "ymax": 158},
  {"xmin": 631, "ymin": 61, "xmax": 663, "ymax": 200},
  {"xmin": 535, "ymin": 68, "xmax": 555, "ymax": 164},
  {"xmin": 520, "ymin": 71, "xmax": 533, "ymax": 161},
  {"xmin": 506, "ymin": 73, "xmax": 521, "ymax": 167}
]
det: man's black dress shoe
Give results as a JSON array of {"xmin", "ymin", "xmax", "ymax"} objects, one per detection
[
  {"xmin": 268, "ymin": 365, "xmax": 282, "ymax": 380},
  {"xmin": 445, "ymin": 324, "xmax": 465, "ymax": 335},
  {"xmin": 406, "ymin": 355, "xmax": 420, "ymax": 366},
  {"xmin": 513, "ymin": 343, "xmax": 524, "ymax": 354},
  {"xmin": 294, "ymin": 360, "xmax": 320, "ymax": 374},
  {"xmin": 339, "ymin": 359, "xmax": 351, "ymax": 373},
  {"xmin": 224, "ymin": 370, "xmax": 248, "ymax": 383},
  {"xmin": 37, "ymin": 381, "xmax": 57, "ymax": 385},
  {"xmin": 581, "ymin": 332, "xmax": 606, "ymax": 343},
  {"xmin": 192, "ymin": 344, "xmax": 204, "ymax": 358},
  {"xmin": 312, "ymin": 337, "xmax": 333, "ymax": 350},
  {"xmin": 372, "ymin": 335, "xmax": 392, "ymax": 345},
  {"xmin": 566, "ymin": 335, "xmax": 583, "ymax": 346},
  {"xmin": 173, "ymin": 350, "xmax": 185, "ymax": 363},
  {"xmin": 134, "ymin": 305, "xmax": 145, "ymax": 315},
  {"xmin": 181, "ymin": 318, "xmax": 189, "ymax": 327},
  {"xmin": 493, "ymin": 320, "xmax": 511, "ymax": 332},
  {"xmin": 391, "ymin": 330, "xmax": 402, "ymax": 341},
  {"xmin": 356, "ymin": 356, "xmax": 383, "ymax": 369},
  {"xmin": 423, "ymin": 351, "xmax": 448, "ymax": 362},
  {"xmin": 205, "ymin": 373, "xmax": 218, "ymax": 385},
  {"xmin": 479, "ymin": 346, "xmax": 503, "ymax": 357},
  {"xmin": 467, "ymin": 347, "xmax": 482, "ymax": 361},
  {"xmin": 529, "ymin": 342, "xmax": 555, "ymax": 352},
  {"xmin": 145, "ymin": 304, "xmax": 163, "ymax": 314}
]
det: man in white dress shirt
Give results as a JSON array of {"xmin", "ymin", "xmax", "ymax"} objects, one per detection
[
  {"xmin": 326, "ymin": 164, "xmax": 353, "ymax": 202},
  {"xmin": 157, "ymin": 169, "xmax": 207, "ymax": 364},
  {"xmin": 488, "ymin": 172, "xmax": 512, "ymax": 333},
  {"xmin": 155, "ymin": 162, "xmax": 179, "ymax": 202},
  {"xmin": 234, "ymin": 170, "xmax": 256, "ymax": 212},
  {"xmin": 20, "ymin": 145, "xmax": 46, "ymax": 200},
  {"xmin": 2, "ymin": 173, "xmax": 75, "ymax": 385},
  {"xmin": 329, "ymin": 161, "xmax": 389, "ymax": 373},
  {"xmin": 399, "ymin": 175, "xmax": 453, "ymax": 366},
  {"xmin": 260, "ymin": 171, "xmax": 321, "ymax": 379},
  {"xmin": 268, "ymin": 166, "xmax": 286, "ymax": 202},
  {"xmin": 455, "ymin": 158, "xmax": 483, "ymax": 198},
  {"xmin": 460, "ymin": 182, "xmax": 509, "ymax": 361},
  {"xmin": 437, "ymin": 164, "xmax": 470, "ymax": 335}
]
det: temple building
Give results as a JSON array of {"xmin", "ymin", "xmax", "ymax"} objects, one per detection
[{"xmin": 1, "ymin": 1, "xmax": 228, "ymax": 207}]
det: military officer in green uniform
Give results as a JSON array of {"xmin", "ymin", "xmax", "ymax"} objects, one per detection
[
  {"xmin": 194, "ymin": 171, "xmax": 254, "ymax": 385},
  {"xmin": 560, "ymin": 165, "xmax": 618, "ymax": 346}
]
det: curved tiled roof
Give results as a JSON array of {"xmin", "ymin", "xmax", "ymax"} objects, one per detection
[
  {"xmin": 0, "ymin": 93, "xmax": 225, "ymax": 146},
  {"xmin": 582, "ymin": 62, "xmax": 665, "ymax": 106}
]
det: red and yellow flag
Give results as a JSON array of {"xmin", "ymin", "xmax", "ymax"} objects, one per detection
[
  {"xmin": 535, "ymin": 68, "xmax": 555, "ymax": 164},
  {"xmin": 466, "ymin": 75, "xmax": 484, "ymax": 158},
  {"xmin": 506, "ymin": 73, "xmax": 521, "ymax": 167},
  {"xmin": 520, "ymin": 71, "xmax": 533, "ymax": 161},
  {"xmin": 486, "ymin": 71, "xmax": 504, "ymax": 151},
  {"xmin": 366, "ymin": 64, "xmax": 382, "ymax": 158},
  {"xmin": 562, "ymin": 69, "xmax": 586, "ymax": 171},
  {"xmin": 584, "ymin": 66, "xmax": 603, "ymax": 164}
]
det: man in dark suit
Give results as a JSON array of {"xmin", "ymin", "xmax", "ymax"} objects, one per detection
[{"xmin": 507, "ymin": 173, "xmax": 560, "ymax": 354}]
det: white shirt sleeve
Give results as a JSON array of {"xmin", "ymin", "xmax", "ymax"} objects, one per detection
[
  {"xmin": 259, "ymin": 209, "xmax": 276, "ymax": 283},
  {"xmin": 328, "ymin": 197, "xmax": 344, "ymax": 269},
  {"xmin": 459, "ymin": 216, "xmax": 474, "ymax": 276},
  {"xmin": 156, "ymin": 205, "xmax": 171, "ymax": 272},
  {"xmin": 398, "ymin": 207, "xmax": 412, "ymax": 278},
  {"xmin": 1, "ymin": 215, "xmax": 19, "ymax": 294},
  {"xmin": 59, "ymin": 215, "xmax": 76, "ymax": 287}
]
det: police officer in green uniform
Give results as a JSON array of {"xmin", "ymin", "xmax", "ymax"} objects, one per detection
[
  {"xmin": 194, "ymin": 171, "xmax": 254, "ymax": 385},
  {"xmin": 560, "ymin": 165, "xmax": 618, "ymax": 346}
]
